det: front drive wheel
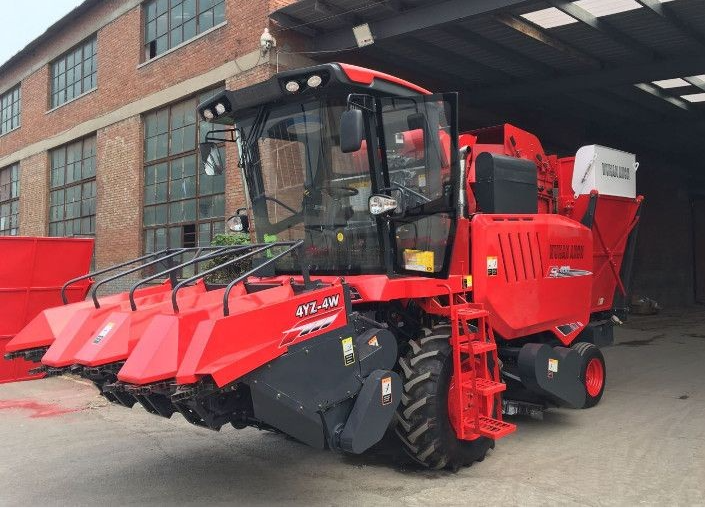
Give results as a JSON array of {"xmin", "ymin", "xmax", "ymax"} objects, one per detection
[
  {"xmin": 572, "ymin": 342, "xmax": 606, "ymax": 408},
  {"xmin": 395, "ymin": 325, "xmax": 493, "ymax": 470}
]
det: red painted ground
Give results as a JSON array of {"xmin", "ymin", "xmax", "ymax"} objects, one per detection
[{"xmin": 0, "ymin": 399, "xmax": 79, "ymax": 418}]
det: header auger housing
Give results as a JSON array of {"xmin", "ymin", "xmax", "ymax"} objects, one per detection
[{"xmin": 5, "ymin": 63, "xmax": 642, "ymax": 470}]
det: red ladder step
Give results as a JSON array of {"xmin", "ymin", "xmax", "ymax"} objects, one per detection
[
  {"xmin": 463, "ymin": 377, "xmax": 506, "ymax": 396},
  {"xmin": 476, "ymin": 416, "xmax": 516, "ymax": 439},
  {"xmin": 456, "ymin": 309, "xmax": 489, "ymax": 320},
  {"xmin": 459, "ymin": 341, "xmax": 497, "ymax": 355}
]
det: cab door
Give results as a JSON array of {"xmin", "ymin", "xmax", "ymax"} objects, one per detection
[{"xmin": 375, "ymin": 93, "xmax": 460, "ymax": 277}]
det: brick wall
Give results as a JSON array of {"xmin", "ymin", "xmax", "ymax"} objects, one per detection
[
  {"xmin": 1, "ymin": 0, "xmax": 300, "ymax": 158},
  {"xmin": 18, "ymin": 152, "xmax": 48, "ymax": 236},
  {"xmin": 0, "ymin": 0, "xmax": 303, "ymax": 294},
  {"xmin": 95, "ymin": 116, "xmax": 143, "ymax": 267}
]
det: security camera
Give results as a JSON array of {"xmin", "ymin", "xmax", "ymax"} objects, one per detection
[{"xmin": 260, "ymin": 27, "xmax": 276, "ymax": 55}]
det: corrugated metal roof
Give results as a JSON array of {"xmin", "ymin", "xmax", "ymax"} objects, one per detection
[{"xmin": 271, "ymin": 0, "xmax": 705, "ymax": 158}]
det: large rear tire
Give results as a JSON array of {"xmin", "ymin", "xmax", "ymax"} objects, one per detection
[
  {"xmin": 395, "ymin": 325, "xmax": 493, "ymax": 470},
  {"xmin": 572, "ymin": 342, "xmax": 606, "ymax": 409}
]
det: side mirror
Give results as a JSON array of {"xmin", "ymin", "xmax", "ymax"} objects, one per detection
[
  {"xmin": 226, "ymin": 208, "xmax": 249, "ymax": 233},
  {"xmin": 340, "ymin": 109, "xmax": 364, "ymax": 153},
  {"xmin": 407, "ymin": 112, "xmax": 426, "ymax": 131},
  {"xmin": 368, "ymin": 194, "xmax": 398, "ymax": 216},
  {"xmin": 200, "ymin": 142, "xmax": 224, "ymax": 176}
]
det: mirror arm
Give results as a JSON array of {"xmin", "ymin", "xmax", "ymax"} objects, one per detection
[{"xmin": 204, "ymin": 128, "xmax": 238, "ymax": 144}]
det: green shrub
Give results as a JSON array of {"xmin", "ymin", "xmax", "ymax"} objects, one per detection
[{"xmin": 203, "ymin": 232, "xmax": 252, "ymax": 284}]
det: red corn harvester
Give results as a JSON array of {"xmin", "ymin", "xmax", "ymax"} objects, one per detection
[{"xmin": 5, "ymin": 64, "xmax": 642, "ymax": 470}]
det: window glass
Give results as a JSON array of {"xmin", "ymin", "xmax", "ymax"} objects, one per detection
[
  {"xmin": 239, "ymin": 99, "xmax": 384, "ymax": 275},
  {"xmin": 378, "ymin": 94, "xmax": 458, "ymax": 276},
  {"xmin": 144, "ymin": 0, "xmax": 225, "ymax": 60},
  {"xmin": 143, "ymin": 88, "xmax": 225, "ymax": 258},
  {"xmin": 0, "ymin": 163, "xmax": 20, "ymax": 235},
  {"xmin": 49, "ymin": 137, "xmax": 97, "ymax": 237},
  {"xmin": 50, "ymin": 37, "xmax": 97, "ymax": 109},
  {"xmin": 0, "ymin": 85, "xmax": 21, "ymax": 134}
]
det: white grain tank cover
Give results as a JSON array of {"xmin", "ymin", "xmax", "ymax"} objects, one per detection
[{"xmin": 572, "ymin": 145, "xmax": 638, "ymax": 198}]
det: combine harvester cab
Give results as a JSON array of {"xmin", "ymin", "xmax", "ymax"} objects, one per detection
[{"xmin": 0, "ymin": 237, "xmax": 93, "ymax": 383}]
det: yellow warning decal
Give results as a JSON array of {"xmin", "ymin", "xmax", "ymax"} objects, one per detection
[
  {"xmin": 548, "ymin": 358, "xmax": 559, "ymax": 373},
  {"xmin": 342, "ymin": 337, "xmax": 355, "ymax": 366},
  {"xmin": 487, "ymin": 256, "xmax": 498, "ymax": 276},
  {"xmin": 403, "ymin": 249, "xmax": 434, "ymax": 273}
]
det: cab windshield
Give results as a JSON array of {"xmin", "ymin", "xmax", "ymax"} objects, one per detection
[
  {"xmin": 238, "ymin": 98, "xmax": 383, "ymax": 274},
  {"xmin": 236, "ymin": 94, "xmax": 457, "ymax": 277}
]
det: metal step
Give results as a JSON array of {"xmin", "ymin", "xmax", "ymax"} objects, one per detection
[
  {"xmin": 459, "ymin": 341, "xmax": 497, "ymax": 354},
  {"xmin": 456, "ymin": 308, "xmax": 489, "ymax": 320},
  {"xmin": 476, "ymin": 416, "xmax": 516, "ymax": 439},
  {"xmin": 463, "ymin": 377, "xmax": 506, "ymax": 396}
]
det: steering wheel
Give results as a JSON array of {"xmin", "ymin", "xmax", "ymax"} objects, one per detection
[{"xmin": 323, "ymin": 185, "xmax": 359, "ymax": 199}]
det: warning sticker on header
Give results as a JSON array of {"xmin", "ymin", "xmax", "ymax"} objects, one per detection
[
  {"xmin": 342, "ymin": 337, "xmax": 355, "ymax": 366},
  {"xmin": 93, "ymin": 322, "xmax": 115, "ymax": 344},
  {"xmin": 487, "ymin": 256, "xmax": 498, "ymax": 276},
  {"xmin": 381, "ymin": 376, "xmax": 393, "ymax": 405}
]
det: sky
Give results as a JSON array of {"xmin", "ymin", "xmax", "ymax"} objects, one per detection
[{"xmin": 0, "ymin": 0, "xmax": 84, "ymax": 67}]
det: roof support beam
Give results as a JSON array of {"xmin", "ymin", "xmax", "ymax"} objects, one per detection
[
  {"xmin": 685, "ymin": 76, "xmax": 705, "ymax": 92},
  {"xmin": 311, "ymin": 0, "xmax": 532, "ymax": 52},
  {"xmin": 376, "ymin": 40, "xmax": 509, "ymax": 85},
  {"xmin": 633, "ymin": 83, "xmax": 692, "ymax": 112},
  {"xmin": 547, "ymin": 0, "xmax": 659, "ymax": 60},
  {"xmin": 376, "ymin": 0, "xmax": 403, "ymax": 13},
  {"xmin": 636, "ymin": 0, "xmax": 705, "ymax": 49},
  {"xmin": 312, "ymin": 0, "xmax": 363, "ymax": 26},
  {"xmin": 443, "ymin": 24, "xmax": 560, "ymax": 77},
  {"xmin": 269, "ymin": 12, "xmax": 318, "ymax": 37},
  {"xmin": 494, "ymin": 13, "xmax": 602, "ymax": 68},
  {"xmin": 469, "ymin": 54, "xmax": 705, "ymax": 102},
  {"xmin": 356, "ymin": 45, "xmax": 474, "ymax": 91},
  {"xmin": 405, "ymin": 36, "xmax": 515, "ymax": 83}
]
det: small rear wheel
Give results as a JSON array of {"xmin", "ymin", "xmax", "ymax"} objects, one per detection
[
  {"xmin": 395, "ymin": 324, "xmax": 493, "ymax": 470},
  {"xmin": 572, "ymin": 342, "xmax": 606, "ymax": 408}
]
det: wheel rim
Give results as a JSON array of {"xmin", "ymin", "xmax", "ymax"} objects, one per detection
[{"xmin": 585, "ymin": 357, "xmax": 605, "ymax": 397}]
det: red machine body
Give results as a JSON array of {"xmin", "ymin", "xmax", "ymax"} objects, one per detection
[{"xmin": 4, "ymin": 63, "xmax": 643, "ymax": 470}]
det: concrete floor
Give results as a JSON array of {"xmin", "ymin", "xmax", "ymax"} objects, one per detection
[{"xmin": 1, "ymin": 308, "xmax": 704, "ymax": 506}]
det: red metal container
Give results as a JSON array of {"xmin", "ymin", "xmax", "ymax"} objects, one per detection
[{"xmin": 0, "ymin": 237, "xmax": 93, "ymax": 383}]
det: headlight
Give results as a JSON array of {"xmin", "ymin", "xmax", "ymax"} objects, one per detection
[
  {"xmin": 285, "ymin": 80, "xmax": 300, "ymax": 93},
  {"xmin": 369, "ymin": 195, "xmax": 398, "ymax": 215},
  {"xmin": 307, "ymin": 74, "xmax": 322, "ymax": 88},
  {"xmin": 215, "ymin": 103, "xmax": 227, "ymax": 115},
  {"xmin": 202, "ymin": 108, "xmax": 214, "ymax": 120},
  {"xmin": 226, "ymin": 215, "xmax": 244, "ymax": 232}
]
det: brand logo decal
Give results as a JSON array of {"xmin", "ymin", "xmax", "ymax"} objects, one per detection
[
  {"xmin": 547, "ymin": 266, "xmax": 592, "ymax": 278},
  {"xmin": 549, "ymin": 244, "xmax": 585, "ymax": 260},
  {"xmin": 602, "ymin": 162, "xmax": 631, "ymax": 180}
]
